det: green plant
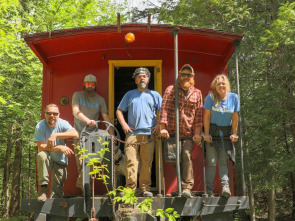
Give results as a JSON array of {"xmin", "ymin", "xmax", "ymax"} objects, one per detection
[
  {"xmin": 137, "ymin": 197, "xmax": 153, "ymax": 214},
  {"xmin": 156, "ymin": 208, "xmax": 180, "ymax": 221},
  {"xmin": 109, "ymin": 186, "xmax": 138, "ymax": 205}
]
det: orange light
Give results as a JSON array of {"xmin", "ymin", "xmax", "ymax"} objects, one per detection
[{"xmin": 125, "ymin": 32, "xmax": 135, "ymax": 43}]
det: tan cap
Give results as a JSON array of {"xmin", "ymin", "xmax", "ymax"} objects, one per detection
[
  {"xmin": 84, "ymin": 74, "xmax": 97, "ymax": 82},
  {"xmin": 179, "ymin": 64, "xmax": 195, "ymax": 75}
]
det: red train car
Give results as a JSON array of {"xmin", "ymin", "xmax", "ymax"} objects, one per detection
[{"xmin": 22, "ymin": 21, "xmax": 248, "ymax": 220}]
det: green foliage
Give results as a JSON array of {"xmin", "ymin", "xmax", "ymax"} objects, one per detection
[
  {"xmin": 137, "ymin": 197, "xmax": 153, "ymax": 214},
  {"xmin": 109, "ymin": 186, "xmax": 138, "ymax": 205},
  {"xmin": 156, "ymin": 208, "xmax": 180, "ymax": 221}
]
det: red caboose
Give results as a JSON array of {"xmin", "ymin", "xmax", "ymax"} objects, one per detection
[{"xmin": 22, "ymin": 21, "xmax": 248, "ymax": 220}]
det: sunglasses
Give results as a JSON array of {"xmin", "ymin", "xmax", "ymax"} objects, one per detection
[
  {"xmin": 85, "ymin": 82, "xmax": 96, "ymax": 87},
  {"xmin": 46, "ymin": 112, "xmax": 59, "ymax": 116},
  {"xmin": 180, "ymin": 73, "xmax": 192, "ymax": 78}
]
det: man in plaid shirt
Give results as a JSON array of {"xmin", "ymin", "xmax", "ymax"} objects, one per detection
[{"xmin": 159, "ymin": 64, "xmax": 203, "ymax": 198}]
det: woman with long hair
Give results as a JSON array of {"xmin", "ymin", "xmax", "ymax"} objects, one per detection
[{"xmin": 203, "ymin": 74, "xmax": 240, "ymax": 197}]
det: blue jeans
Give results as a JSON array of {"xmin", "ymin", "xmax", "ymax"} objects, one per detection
[{"xmin": 205, "ymin": 142, "xmax": 229, "ymax": 192}]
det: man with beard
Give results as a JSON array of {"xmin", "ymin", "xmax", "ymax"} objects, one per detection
[
  {"xmin": 116, "ymin": 67, "xmax": 162, "ymax": 197},
  {"xmin": 72, "ymin": 74, "xmax": 114, "ymax": 190},
  {"xmin": 34, "ymin": 104, "xmax": 79, "ymax": 201},
  {"xmin": 158, "ymin": 64, "xmax": 203, "ymax": 198}
]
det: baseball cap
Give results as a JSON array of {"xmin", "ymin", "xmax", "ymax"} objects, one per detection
[
  {"xmin": 179, "ymin": 64, "xmax": 195, "ymax": 75},
  {"xmin": 132, "ymin": 67, "xmax": 151, "ymax": 79},
  {"xmin": 84, "ymin": 74, "xmax": 97, "ymax": 83}
]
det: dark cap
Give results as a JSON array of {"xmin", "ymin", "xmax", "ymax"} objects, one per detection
[{"xmin": 132, "ymin": 67, "xmax": 151, "ymax": 79}]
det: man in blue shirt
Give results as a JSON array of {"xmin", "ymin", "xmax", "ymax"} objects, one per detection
[
  {"xmin": 116, "ymin": 67, "xmax": 162, "ymax": 197},
  {"xmin": 34, "ymin": 104, "xmax": 79, "ymax": 202}
]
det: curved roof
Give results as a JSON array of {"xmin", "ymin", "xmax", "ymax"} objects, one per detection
[{"xmin": 24, "ymin": 23, "xmax": 244, "ymax": 65}]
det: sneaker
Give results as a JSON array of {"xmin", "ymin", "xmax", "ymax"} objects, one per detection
[
  {"xmin": 222, "ymin": 186, "xmax": 231, "ymax": 198},
  {"xmin": 181, "ymin": 190, "xmax": 192, "ymax": 198},
  {"xmin": 37, "ymin": 186, "xmax": 48, "ymax": 202},
  {"xmin": 207, "ymin": 191, "xmax": 214, "ymax": 197},
  {"xmin": 142, "ymin": 191, "xmax": 153, "ymax": 197}
]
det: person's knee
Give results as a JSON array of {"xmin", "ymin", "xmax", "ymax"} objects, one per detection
[
  {"xmin": 207, "ymin": 158, "xmax": 217, "ymax": 167},
  {"xmin": 37, "ymin": 151, "xmax": 49, "ymax": 162}
]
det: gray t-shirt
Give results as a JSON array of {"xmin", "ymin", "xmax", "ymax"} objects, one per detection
[
  {"xmin": 34, "ymin": 118, "xmax": 73, "ymax": 165},
  {"xmin": 72, "ymin": 91, "xmax": 108, "ymax": 134}
]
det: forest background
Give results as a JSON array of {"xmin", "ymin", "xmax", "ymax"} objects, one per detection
[{"xmin": 1, "ymin": 0, "xmax": 295, "ymax": 220}]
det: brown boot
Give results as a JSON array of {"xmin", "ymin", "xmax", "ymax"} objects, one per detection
[{"xmin": 37, "ymin": 185, "xmax": 48, "ymax": 202}]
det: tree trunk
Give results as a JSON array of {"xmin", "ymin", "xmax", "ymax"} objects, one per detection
[
  {"xmin": 268, "ymin": 172, "xmax": 275, "ymax": 221},
  {"xmin": 290, "ymin": 172, "xmax": 295, "ymax": 220},
  {"xmin": 247, "ymin": 172, "xmax": 255, "ymax": 221},
  {"xmin": 2, "ymin": 124, "xmax": 13, "ymax": 218},
  {"xmin": 9, "ymin": 127, "xmax": 22, "ymax": 217},
  {"xmin": 28, "ymin": 145, "xmax": 32, "ymax": 199}
]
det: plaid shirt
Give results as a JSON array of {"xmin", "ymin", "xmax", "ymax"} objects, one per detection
[{"xmin": 158, "ymin": 85, "xmax": 203, "ymax": 137}]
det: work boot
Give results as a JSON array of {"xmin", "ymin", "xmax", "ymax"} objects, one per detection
[
  {"xmin": 142, "ymin": 191, "xmax": 153, "ymax": 197},
  {"xmin": 181, "ymin": 189, "xmax": 192, "ymax": 198},
  {"xmin": 37, "ymin": 185, "xmax": 48, "ymax": 202},
  {"xmin": 222, "ymin": 186, "xmax": 231, "ymax": 198}
]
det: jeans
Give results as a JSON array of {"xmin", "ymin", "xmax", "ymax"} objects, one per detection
[{"xmin": 205, "ymin": 142, "xmax": 229, "ymax": 192}]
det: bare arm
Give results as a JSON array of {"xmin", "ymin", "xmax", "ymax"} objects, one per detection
[
  {"xmin": 72, "ymin": 103, "xmax": 96, "ymax": 127},
  {"xmin": 101, "ymin": 113, "xmax": 115, "ymax": 136},
  {"xmin": 47, "ymin": 128, "xmax": 79, "ymax": 148},
  {"xmin": 193, "ymin": 126, "xmax": 202, "ymax": 143},
  {"xmin": 36, "ymin": 141, "xmax": 75, "ymax": 157},
  {"xmin": 230, "ymin": 112, "xmax": 239, "ymax": 142},
  {"xmin": 203, "ymin": 109, "xmax": 212, "ymax": 142},
  {"xmin": 116, "ymin": 109, "xmax": 133, "ymax": 134}
]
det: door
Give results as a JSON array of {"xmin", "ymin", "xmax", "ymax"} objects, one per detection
[{"xmin": 108, "ymin": 60, "xmax": 162, "ymax": 191}]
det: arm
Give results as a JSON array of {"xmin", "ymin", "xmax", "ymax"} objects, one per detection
[
  {"xmin": 230, "ymin": 112, "xmax": 239, "ymax": 142},
  {"xmin": 36, "ymin": 141, "xmax": 74, "ymax": 157},
  {"xmin": 159, "ymin": 123, "xmax": 169, "ymax": 139},
  {"xmin": 47, "ymin": 128, "xmax": 79, "ymax": 148},
  {"xmin": 72, "ymin": 103, "xmax": 96, "ymax": 127},
  {"xmin": 116, "ymin": 109, "xmax": 133, "ymax": 134},
  {"xmin": 101, "ymin": 113, "xmax": 115, "ymax": 136},
  {"xmin": 193, "ymin": 126, "xmax": 202, "ymax": 143},
  {"xmin": 203, "ymin": 109, "xmax": 212, "ymax": 142}
]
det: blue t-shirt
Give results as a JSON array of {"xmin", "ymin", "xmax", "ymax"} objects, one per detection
[
  {"xmin": 34, "ymin": 118, "xmax": 73, "ymax": 165},
  {"xmin": 118, "ymin": 89, "xmax": 162, "ymax": 135},
  {"xmin": 204, "ymin": 92, "xmax": 240, "ymax": 127}
]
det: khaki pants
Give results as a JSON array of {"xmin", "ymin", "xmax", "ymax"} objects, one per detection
[
  {"xmin": 124, "ymin": 134, "xmax": 155, "ymax": 192},
  {"xmin": 37, "ymin": 151, "xmax": 67, "ymax": 198},
  {"xmin": 73, "ymin": 138, "xmax": 83, "ymax": 190},
  {"xmin": 180, "ymin": 139, "xmax": 194, "ymax": 191}
]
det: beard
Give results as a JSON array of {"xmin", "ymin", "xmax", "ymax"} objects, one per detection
[
  {"xmin": 138, "ymin": 82, "xmax": 148, "ymax": 90},
  {"xmin": 47, "ymin": 117, "xmax": 57, "ymax": 126},
  {"xmin": 84, "ymin": 87, "xmax": 96, "ymax": 96},
  {"xmin": 178, "ymin": 77, "xmax": 195, "ymax": 90}
]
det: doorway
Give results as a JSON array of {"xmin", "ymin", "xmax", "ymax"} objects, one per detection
[{"xmin": 108, "ymin": 60, "xmax": 162, "ymax": 190}]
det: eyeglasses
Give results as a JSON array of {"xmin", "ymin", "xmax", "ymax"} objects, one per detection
[
  {"xmin": 85, "ymin": 82, "xmax": 96, "ymax": 87},
  {"xmin": 46, "ymin": 112, "xmax": 59, "ymax": 116},
  {"xmin": 180, "ymin": 73, "xmax": 192, "ymax": 78}
]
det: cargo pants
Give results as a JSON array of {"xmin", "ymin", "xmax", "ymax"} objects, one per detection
[
  {"xmin": 124, "ymin": 134, "xmax": 155, "ymax": 192},
  {"xmin": 179, "ymin": 139, "xmax": 194, "ymax": 192},
  {"xmin": 37, "ymin": 151, "xmax": 67, "ymax": 198}
]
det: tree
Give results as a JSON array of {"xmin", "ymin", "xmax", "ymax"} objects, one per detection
[
  {"xmin": 0, "ymin": 0, "xmax": 127, "ymax": 218},
  {"xmin": 130, "ymin": 0, "xmax": 295, "ymax": 219}
]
